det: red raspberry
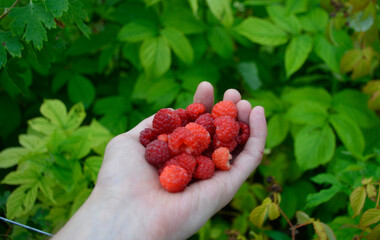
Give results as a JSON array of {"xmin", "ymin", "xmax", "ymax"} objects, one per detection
[
  {"xmin": 159, "ymin": 165, "xmax": 191, "ymax": 192},
  {"xmin": 195, "ymin": 113, "xmax": 215, "ymax": 135},
  {"xmin": 212, "ymin": 134, "xmax": 238, "ymax": 152},
  {"xmin": 212, "ymin": 101, "xmax": 238, "ymax": 119},
  {"xmin": 202, "ymin": 145, "xmax": 214, "ymax": 158},
  {"xmin": 168, "ymin": 127, "xmax": 198, "ymax": 155},
  {"xmin": 214, "ymin": 116, "xmax": 240, "ymax": 143},
  {"xmin": 185, "ymin": 123, "xmax": 211, "ymax": 155},
  {"xmin": 193, "ymin": 156, "xmax": 215, "ymax": 180},
  {"xmin": 186, "ymin": 103, "xmax": 206, "ymax": 121},
  {"xmin": 157, "ymin": 134, "xmax": 168, "ymax": 142},
  {"xmin": 236, "ymin": 121, "xmax": 250, "ymax": 145},
  {"xmin": 145, "ymin": 140, "xmax": 171, "ymax": 167},
  {"xmin": 175, "ymin": 108, "xmax": 190, "ymax": 126},
  {"xmin": 212, "ymin": 147, "xmax": 232, "ymax": 171},
  {"xmin": 139, "ymin": 128, "xmax": 157, "ymax": 147},
  {"xmin": 153, "ymin": 109, "xmax": 181, "ymax": 134},
  {"xmin": 159, "ymin": 153, "xmax": 196, "ymax": 175}
]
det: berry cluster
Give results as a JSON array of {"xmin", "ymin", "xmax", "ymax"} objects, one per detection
[{"xmin": 139, "ymin": 101, "xmax": 250, "ymax": 193}]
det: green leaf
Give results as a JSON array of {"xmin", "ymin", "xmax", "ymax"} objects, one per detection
[
  {"xmin": 359, "ymin": 209, "xmax": 380, "ymax": 227},
  {"xmin": 52, "ymin": 71, "xmax": 70, "ymax": 93},
  {"xmin": 93, "ymin": 96, "xmax": 131, "ymax": 116},
  {"xmin": 0, "ymin": 147, "xmax": 28, "ymax": 169},
  {"xmin": 285, "ymin": 0, "xmax": 308, "ymax": 14},
  {"xmin": 68, "ymin": 75, "xmax": 96, "ymax": 107},
  {"xmin": 306, "ymin": 185, "xmax": 341, "ymax": 208},
  {"xmin": 0, "ymin": 31, "xmax": 23, "ymax": 68},
  {"xmin": 66, "ymin": 0, "xmax": 91, "ymax": 37},
  {"xmin": 161, "ymin": 5, "xmax": 205, "ymax": 34},
  {"xmin": 139, "ymin": 37, "xmax": 171, "ymax": 78},
  {"xmin": 295, "ymin": 124, "xmax": 335, "ymax": 170},
  {"xmin": 321, "ymin": 222, "xmax": 336, "ymax": 240},
  {"xmin": 311, "ymin": 174, "xmax": 340, "ymax": 186},
  {"xmin": 2, "ymin": 169, "xmax": 39, "ymax": 185},
  {"xmin": 285, "ymin": 35, "xmax": 313, "ymax": 78},
  {"xmin": 89, "ymin": 119, "xmax": 113, "ymax": 154},
  {"xmin": 60, "ymin": 127, "xmax": 92, "ymax": 159},
  {"xmin": 188, "ymin": 0, "xmax": 198, "ymax": 16},
  {"xmin": 314, "ymin": 35, "xmax": 340, "ymax": 73},
  {"xmin": 118, "ymin": 20, "xmax": 158, "ymax": 42},
  {"xmin": 24, "ymin": 184, "xmax": 38, "ymax": 214},
  {"xmin": 266, "ymin": 5, "xmax": 301, "ymax": 34},
  {"xmin": 329, "ymin": 114, "xmax": 365, "ymax": 156},
  {"xmin": 179, "ymin": 62, "xmax": 219, "ymax": 92},
  {"xmin": 299, "ymin": 8, "xmax": 329, "ymax": 33},
  {"xmin": 99, "ymin": 114, "xmax": 127, "ymax": 136},
  {"xmin": 237, "ymin": 62, "xmax": 262, "ymax": 91},
  {"xmin": 6, "ymin": 185, "xmax": 27, "ymax": 219},
  {"xmin": 249, "ymin": 198, "xmax": 270, "ymax": 227},
  {"xmin": 39, "ymin": 176, "xmax": 56, "ymax": 203},
  {"xmin": 266, "ymin": 114, "xmax": 289, "ymax": 148},
  {"xmin": 282, "ymin": 87, "xmax": 332, "ymax": 108},
  {"xmin": 9, "ymin": 2, "xmax": 56, "ymax": 50},
  {"xmin": 146, "ymin": 77, "xmax": 181, "ymax": 109},
  {"xmin": 296, "ymin": 211, "xmax": 313, "ymax": 224},
  {"xmin": 85, "ymin": 156, "xmax": 103, "ymax": 183},
  {"xmin": 206, "ymin": 26, "xmax": 234, "ymax": 59},
  {"xmin": 28, "ymin": 117, "xmax": 56, "ymax": 135},
  {"xmin": 19, "ymin": 134, "xmax": 46, "ymax": 152},
  {"xmin": 40, "ymin": 99, "xmax": 68, "ymax": 128},
  {"xmin": 161, "ymin": 27, "xmax": 194, "ymax": 65},
  {"xmin": 0, "ymin": 45, "xmax": 5, "ymax": 69},
  {"xmin": 350, "ymin": 186, "xmax": 366, "ymax": 217},
  {"xmin": 45, "ymin": 0, "xmax": 69, "ymax": 18},
  {"xmin": 206, "ymin": 0, "xmax": 233, "ymax": 27},
  {"xmin": 66, "ymin": 103, "xmax": 86, "ymax": 131},
  {"xmin": 235, "ymin": 17, "xmax": 288, "ymax": 46},
  {"xmin": 313, "ymin": 221, "xmax": 328, "ymax": 240},
  {"xmin": 286, "ymin": 102, "xmax": 328, "ymax": 125}
]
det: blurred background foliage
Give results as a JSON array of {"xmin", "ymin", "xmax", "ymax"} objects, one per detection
[{"xmin": 0, "ymin": 0, "xmax": 380, "ymax": 239}]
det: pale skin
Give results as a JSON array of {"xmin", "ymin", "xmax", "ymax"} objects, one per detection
[{"xmin": 53, "ymin": 81, "xmax": 267, "ymax": 240}]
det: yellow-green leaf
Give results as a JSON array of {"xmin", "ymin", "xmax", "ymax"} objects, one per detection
[
  {"xmin": 2, "ymin": 169, "xmax": 39, "ymax": 185},
  {"xmin": 206, "ymin": 0, "xmax": 233, "ymax": 27},
  {"xmin": 362, "ymin": 177, "xmax": 373, "ymax": 185},
  {"xmin": 368, "ymin": 223, "xmax": 380, "ymax": 240},
  {"xmin": 6, "ymin": 186, "xmax": 27, "ymax": 219},
  {"xmin": 268, "ymin": 203, "xmax": 280, "ymax": 220},
  {"xmin": 350, "ymin": 186, "xmax": 366, "ymax": 217},
  {"xmin": 340, "ymin": 49, "xmax": 362, "ymax": 74},
  {"xmin": 66, "ymin": 102, "xmax": 86, "ymax": 131},
  {"xmin": 363, "ymin": 80, "xmax": 380, "ymax": 111},
  {"xmin": 28, "ymin": 117, "xmax": 56, "ymax": 135},
  {"xmin": 40, "ymin": 99, "xmax": 68, "ymax": 128},
  {"xmin": 359, "ymin": 209, "xmax": 380, "ymax": 227},
  {"xmin": 313, "ymin": 221, "xmax": 328, "ymax": 240},
  {"xmin": 366, "ymin": 184, "xmax": 377, "ymax": 201},
  {"xmin": 349, "ymin": 0, "xmax": 370, "ymax": 13},
  {"xmin": 0, "ymin": 147, "xmax": 28, "ymax": 168},
  {"xmin": 249, "ymin": 198, "xmax": 271, "ymax": 228},
  {"xmin": 321, "ymin": 222, "xmax": 336, "ymax": 240},
  {"xmin": 296, "ymin": 211, "xmax": 313, "ymax": 225}
]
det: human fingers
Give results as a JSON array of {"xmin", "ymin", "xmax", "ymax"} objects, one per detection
[
  {"xmin": 223, "ymin": 89, "xmax": 241, "ymax": 104},
  {"xmin": 236, "ymin": 100, "xmax": 252, "ymax": 123},
  {"xmin": 193, "ymin": 81, "xmax": 214, "ymax": 112}
]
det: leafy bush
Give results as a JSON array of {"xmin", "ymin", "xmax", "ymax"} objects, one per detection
[{"xmin": 0, "ymin": 0, "xmax": 380, "ymax": 239}]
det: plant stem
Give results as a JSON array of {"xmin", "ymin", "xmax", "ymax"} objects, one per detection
[
  {"xmin": 0, "ymin": 0, "xmax": 20, "ymax": 20},
  {"xmin": 277, "ymin": 205, "xmax": 295, "ymax": 240},
  {"xmin": 376, "ymin": 185, "xmax": 380, "ymax": 208}
]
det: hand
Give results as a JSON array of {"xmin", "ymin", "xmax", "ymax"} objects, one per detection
[{"xmin": 53, "ymin": 82, "xmax": 267, "ymax": 240}]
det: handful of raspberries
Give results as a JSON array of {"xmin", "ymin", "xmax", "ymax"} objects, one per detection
[{"xmin": 139, "ymin": 101, "xmax": 250, "ymax": 193}]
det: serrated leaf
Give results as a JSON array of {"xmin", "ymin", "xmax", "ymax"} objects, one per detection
[
  {"xmin": 67, "ymin": 0, "xmax": 91, "ymax": 37},
  {"xmin": 139, "ymin": 37, "xmax": 171, "ymax": 78},
  {"xmin": 314, "ymin": 35, "xmax": 340, "ymax": 73},
  {"xmin": 282, "ymin": 87, "xmax": 332, "ymax": 108},
  {"xmin": 19, "ymin": 134, "xmax": 46, "ymax": 152},
  {"xmin": 350, "ymin": 186, "xmax": 366, "ymax": 217},
  {"xmin": 60, "ymin": 127, "xmax": 92, "ymax": 159},
  {"xmin": 306, "ymin": 186, "xmax": 341, "ymax": 208},
  {"xmin": 39, "ymin": 176, "xmax": 56, "ymax": 203},
  {"xmin": 295, "ymin": 124, "xmax": 335, "ymax": 170},
  {"xmin": 249, "ymin": 201, "xmax": 269, "ymax": 227},
  {"xmin": 206, "ymin": 0, "xmax": 233, "ymax": 27},
  {"xmin": 23, "ymin": 184, "xmax": 38, "ymax": 214},
  {"xmin": 296, "ymin": 211, "xmax": 313, "ymax": 224},
  {"xmin": 286, "ymin": 102, "xmax": 328, "ymax": 125},
  {"xmin": 329, "ymin": 114, "xmax": 365, "ymax": 156},
  {"xmin": 359, "ymin": 209, "xmax": 380, "ymax": 227},
  {"xmin": 235, "ymin": 17, "xmax": 288, "ymax": 46},
  {"xmin": 285, "ymin": 35, "xmax": 313, "ymax": 77},
  {"xmin": 118, "ymin": 20, "xmax": 158, "ymax": 42},
  {"xmin": 68, "ymin": 75, "xmax": 96, "ymax": 107},
  {"xmin": 299, "ymin": 8, "xmax": 329, "ymax": 33},
  {"xmin": 9, "ymin": 3, "xmax": 56, "ymax": 49},
  {"xmin": 89, "ymin": 119, "xmax": 113, "ymax": 153},
  {"xmin": 2, "ymin": 169, "xmax": 39, "ymax": 185},
  {"xmin": 66, "ymin": 102, "xmax": 86, "ymax": 131},
  {"xmin": 45, "ymin": 0, "xmax": 69, "ymax": 18},
  {"xmin": 206, "ymin": 26, "xmax": 233, "ymax": 59},
  {"xmin": 0, "ymin": 147, "xmax": 28, "ymax": 168},
  {"xmin": 313, "ymin": 221, "xmax": 328, "ymax": 240},
  {"xmin": 0, "ymin": 32, "xmax": 23, "ymax": 68},
  {"xmin": 161, "ymin": 28, "xmax": 194, "ymax": 65},
  {"xmin": 268, "ymin": 203, "xmax": 280, "ymax": 220},
  {"xmin": 266, "ymin": 5, "xmax": 301, "ymax": 34},
  {"xmin": 6, "ymin": 185, "xmax": 27, "ymax": 219},
  {"xmin": 40, "ymin": 99, "xmax": 68, "ymax": 128},
  {"xmin": 266, "ymin": 114, "xmax": 289, "ymax": 148},
  {"xmin": 28, "ymin": 117, "xmax": 56, "ymax": 135}
]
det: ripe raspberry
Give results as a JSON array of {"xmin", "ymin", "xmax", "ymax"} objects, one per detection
[
  {"xmin": 195, "ymin": 113, "xmax": 215, "ymax": 135},
  {"xmin": 139, "ymin": 128, "xmax": 157, "ymax": 147},
  {"xmin": 168, "ymin": 127, "xmax": 198, "ymax": 155},
  {"xmin": 157, "ymin": 134, "xmax": 168, "ymax": 142},
  {"xmin": 212, "ymin": 147, "xmax": 232, "ymax": 171},
  {"xmin": 212, "ymin": 101, "xmax": 238, "ymax": 119},
  {"xmin": 145, "ymin": 140, "xmax": 171, "ymax": 167},
  {"xmin": 212, "ymin": 134, "xmax": 238, "ymax": 152},
  {"xmin": 185, "ymin": 123, "xmax": 211, "ymax": 155},
  {"xmin": 175, "ymin": 108, "xmax": 190, "ymax": 126},
  {"xmin": 186, "ymin": 103, "xmax": 206, "ymax": 121},
  {"xmin": 159, "ymin": 165, "xmax": 191, "ymax": 193},
  {"xmin": 236, "ymin": 121, "xmax": 250, "ymax": 145},
  {"xmin": 153, "ymin": 109, "xmax": 181, "ymax": 134},
  {"xmin": 159, "ymin": 153, "xmax": 196, "ymax": 175},
  {"xmin": 193, "ymin": 156, "xmax": 215, "ymax": 180},
  {"xmin": 214, "ymin": 116, "xmax": 240, "ymax": 143}
]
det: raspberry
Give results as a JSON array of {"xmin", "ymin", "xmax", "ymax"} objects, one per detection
[
  {"xmin": 145, "ymin": 140, "xmax": 171, "ymax": 167},
  {"xmin": 212, "ymin": 147, "xmax": 232, "ymax": 171},
  {"xmin": 193, "ymin": 156, "xmax": 215, "ymax": 180},
  {"xmin": 212, "ymin": 101, "xmax": 238, "ymax": 119},
  {"xmin": 186, "ymin": 103, "xmax": 206, "ymax": 121},
  {"xmin": 185, "ymin": 123, "xmax": 211, "ymax": 155},
  {"xmin": 157, "ymin": 134, "xmax": 168, "ymax": 142},
  {"xmin": 139, "ymin": 128, "xmax": 157, "ymax": 147},
  {"xmin": 175, "ymin": 108, "xmax": 190, "ymax": 126},
  {"xmin": 236, "ymin": 121, "xmax": 250, "ymax": 145},
  {"xmin": 159, "ymin": 153, "xmax": 196, "ymax": 175},
  {"xmin": 153, "ymin": 109, "xmax": 181, "ymax": 134},
  {"xmin": 159, "ymin": 165, "xmax": 191, "ymax": 192},
  {"xmin": 168, "ymin": 127, "xmax": 198, "ymax": 155},
  {"xmin": 195, "ymin": 113, "xmax": 215, "ymax": 135},
  {"xmin": 214, "ymin": 116, "xmax": 240, "ymax": 143},
  {"xmin": 212, "ymin": 134, "xmax": 238, "ymax": 152}
]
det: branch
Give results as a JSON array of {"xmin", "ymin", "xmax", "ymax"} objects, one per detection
[{"xmin": 0, "ymin": 0, "xmax": 20, "ymax": 21}]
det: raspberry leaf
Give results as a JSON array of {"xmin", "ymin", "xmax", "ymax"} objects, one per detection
[
  {"xmin": 161, "ymin": 27, "xmax": 194, "ymax": 65},
  {"xmin": 285, "ymin": 35, "xmax": 313, "ymax": 78},
  {"xmin": 266, "ymin": 4, "xmax": 301, "ymax": 34},
  {"xmin": 45, "ymin": 0, "xmax": 69, "ymax": 18}
]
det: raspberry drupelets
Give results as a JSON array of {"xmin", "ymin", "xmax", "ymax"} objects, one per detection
[{"xmin": 140, "ymin": 100, "xmax": 250, "ymax": 192}]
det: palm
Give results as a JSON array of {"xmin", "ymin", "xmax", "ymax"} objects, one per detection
[{"xmin": 95, "ymin": 82, "xmax": 267, "ymax": 240}]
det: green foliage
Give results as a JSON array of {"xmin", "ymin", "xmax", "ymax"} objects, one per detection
[{"xmin": 0, "ymin": 0, "xmax": 380, "ymax": 239}]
